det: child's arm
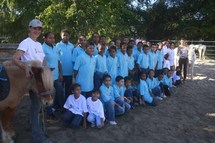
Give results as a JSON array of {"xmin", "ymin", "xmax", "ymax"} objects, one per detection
[{"xmin": 83, "ymin": 112, "xmax": 87, "ymax": 129}]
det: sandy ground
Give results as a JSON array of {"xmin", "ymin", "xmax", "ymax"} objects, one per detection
[{"xmin": 13, "ymin": 59, "xmax": 215, "ymax": 143}]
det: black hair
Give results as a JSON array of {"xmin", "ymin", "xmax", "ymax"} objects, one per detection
[
  {"xmin": 86, "ymin": 41, "xmax": 95, "ymax": 48},
  {"xmin": 92, "ymin": 32, "xmax": 99, "ymax": 38},
  {"xmin": 127, "ymin": 45, "xmax": 133, "ymax": 51},
  {"xmin": 71, "ymin": 83, "xmax": 81, "ymax": 91},
  {"xmin": 120, "ymin": 41, "xmax": 127, "ymax": 48},
  {"xmin": 43, "ymin": 32, "xmax": 53, "ymax": 39},
  {"xmin": 92, "ymin": 89, "xmax": 101, "ymax": 95},
  {"xmin": 108, "ymin": 45, "xmax": 117, "ymax": 52},
  {"xmin": 115, "ymin": 76, "xmax": 124, "ymax": 82},
  {"xmin": 137, "ymin": 41, "xmax": 143, "ymax": 45},
  {"xmin": 149, "ymin": 69, "xmax": 155, "ymax": 73},
  {"xmin": 61, "ymin": 29, "xmax": 70, "ymax": 35},
  {"xmin": 102, "ymin": 74, "xmax": 112, "ymax": 81},
  {"xmin": 124, "ymin": 76, "xmax": 131, "ymax": 82},
  {"xmin": 139, "ymin": 71, "xmax": 146, "ymax": 77}
]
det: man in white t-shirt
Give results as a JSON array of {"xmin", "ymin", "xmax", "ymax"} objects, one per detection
[{"xmin": 12, "ymin": 19, "xmax": 54, "ymax": 143}]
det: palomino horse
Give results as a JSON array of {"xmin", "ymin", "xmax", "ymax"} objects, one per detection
[
  {"xmin": 0, "ymin": 60, "xmax": 54, "ymax": 143},
  {"xmin": 189, "ymin": 44, "xmax": 206, "ymax": 60},
  {"xmin": 188, "ymin": 44, "xmax": 197, "ymax": 80}
]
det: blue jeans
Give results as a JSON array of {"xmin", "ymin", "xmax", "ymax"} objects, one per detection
[
  {"xmin": 94, "ymin": 71, "xmax": 105, "ymax": 90},
  {"xmin": 115, "ymin": 97, "xmax": 131, "ymax": 114},
  {"xmin": 29, "ymin": 90, "xmax": 47, "ymax": 143},
  {"xmin": 152, "ymin": 86, "xmax": 161, "ymax": 97},
  {"xmin": 63, "ymin": 75, "xmax": 73, "ymax": 98},
  {"xmin": 61, "ymin": 110, "xmax": 83, "ymax": 127},
  {"xmin": 87, "ymin": 113, "xmax": 102, "ymax": 127},
  {"xmin": 103, "ymin": 100, "xmax": 115, "ymax": 122}
]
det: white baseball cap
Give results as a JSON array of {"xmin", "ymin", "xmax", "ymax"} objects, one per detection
[{"xmin": 29, "ymin": 19, "xmax": 43, "ymax": 28}]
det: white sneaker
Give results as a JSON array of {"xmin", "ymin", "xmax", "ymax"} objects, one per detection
[
  {"xmin": 91, "ymin": 124, "xmax": 95, "ymax": 128},
  {"xmin": 163, "ymin": 95, "xmax": 167, "ymax": 98},
  {"xmin": 156, "ymin": 96, "xmax": 163, "ymax": 100},
  {"xmin": 109, "ymin": 121, "xmax": 117, "ymax": 125}
]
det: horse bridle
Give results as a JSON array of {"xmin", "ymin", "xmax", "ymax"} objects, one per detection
[{"xmin": 39, "ymin": 90, "xmax": 53, "ymax": 96}]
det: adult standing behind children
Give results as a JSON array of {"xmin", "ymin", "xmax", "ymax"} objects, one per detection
[
  {"xmin": 177, "ymin": 38, "xmax": 189, "ymax": 81},
  {"xmin": 91, "ymin": 33, "xmax": 100, "ymax": 56},
  {"xmin": 56, "ymin": 29, "xmax": 74, "ymax": 98},
  {"xmin": 74, "ymin": 42, "xmax": 96, "ymax": 98},
  {"xmin": 12, "ymin": 19, "xmax": 54, "ymax": 143}
]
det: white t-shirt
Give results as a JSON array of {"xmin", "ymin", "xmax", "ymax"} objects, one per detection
[
  {"xmin": 87, "ymin": 97, "xmax": 105, "ymax": 120},
  {"xmin": 168, "ymin": 49, "xmax": 175, "ymax": 66},
  {"xmin": 163, "ymin": 59, "xmax": 170, "ymax": 70},
  {"xmin": 162, "ymin": 45, "xmax": 168, "ymax": 57},
  {"xmin": 18, "ymin": 37, "xmax": 45, "ymax": 63},
  {"xmin": 64, "ymin": 94, "xmax": 88, "ymax": 116},
  {"xmin": 172, "ymin": 71, "xmax": 180, "ymax": 83}
]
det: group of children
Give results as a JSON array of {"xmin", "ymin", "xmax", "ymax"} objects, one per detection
[{"xmin": 42, "ymin": 30, "xmax": 184, "ymax": 128}]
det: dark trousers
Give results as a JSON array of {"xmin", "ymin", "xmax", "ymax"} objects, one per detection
[
  {"xmin": 63, "ymin": 75, "xmax": 73, "ymax": 98},
  {"xmin": 61, "ymin": 110, "xmax": 83, "ymax": 127},
  {"xmin": 163, "ymin": 85, "xmax": 171, "ymax": 96},
  {"xmin": 179, "ymin": 58, "xmax": 188, "ymax": 80}
]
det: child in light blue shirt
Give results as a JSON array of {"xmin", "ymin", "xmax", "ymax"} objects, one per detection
[
  {"xmin": 137, "ymin": 45, "xmax": 149, "ymax": 75},
  {"xmin": 163, "ymin": 70, "xmax": 173, "ymax": 96},
  {"xmin": 146, "ymin": 70, "xmax": 163, "ymax": 100},
  {"xmin": 133, "ymin": 42, "xmax": 143, "ymax": 62},
  {"xmin": 139, "ymin": 72, "xmax": 156, "ymax": 106},
  {"xmin": 94, "ymin": 43, "xmax": 108, "ymax": 89},
  {"xmin": 72, "ymin": 35, "xmax": 86, "ymax": 63},
  {"xmin": 155, "ymin": 43, "xmax": 163, "ymax": 77},
  {"xmin": 74, "ymin": 42, "xmax": 96, "ymax": 98},
  {"xmin": 148, "ymin": 44, "xmax": 158, "ymax": 70},
  {"xmin": 56, "ymin": 29, "xmax": 74, "ymax": 97},
  {"xmin": 107, "ymin": 46, "xmax": 118, "ymax": 85},
  {"xmin": 99, "ymin": 75, "xmax": 117, "ymax": 125},
  {"xmin": 113, "ymin": 76, "xmax": 131, "ymax": 113},
  {"xmin": 117, "ymin": 42, "xmax": 128, "ymax": 77},
  {"xmin": 127, "ymin": 45, "xmax": 135, "ymax": 80}
]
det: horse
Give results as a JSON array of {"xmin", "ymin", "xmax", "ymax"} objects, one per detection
[
  {"xmin": 188, "ymin": 44, "xmax": 197, "ymax": 80},
  {"xmin": 0, "ymin": 60, "xmax": 54, "ymax": 143},
  {"xmin": 189, "ymin": 44, "xmax": 206, "ymax": 60}
]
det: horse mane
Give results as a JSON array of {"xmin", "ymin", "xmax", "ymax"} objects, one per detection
[{"xmin": 41, "ymin": 67, "xmax": 54, "ymax": 92}]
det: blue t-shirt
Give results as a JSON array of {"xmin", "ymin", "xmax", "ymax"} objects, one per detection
[
  {"xmin": 117, "ymin": 51, "xmax": 128, "ymax": 77},
  {"xmin": 99, "ymin": 83, "xmax": 114, "ymax": 103},
  {"xmin": 113, "ymin": 84, "xmax": 125, "ymax": 99},
  {"xmin": 95, "ymin": 54, "xmax": 108, "ymax": 73},
  {"xmin": 148, "ymin": 51, "xmax": 157, "ymax": 70},
  {"xmin": 137, "ymin": 52, "xmax": 149, "ymax": 69},
  {"xmin": 43, "ymin": 43, "xmax": 60, "ymax": 80},
  {"xmin": 56, "ymin": 41, "xmax": 74, "ymax": 76},
  {"xmin": 73, "ymin": 52, "xmax": 96, "ymax": 92},
  {"xmin": 133, "ymin": 48, "xmax": 143, "ymax": 62},
  {"xmin": 156, "ymin": 50, "xmax": 163, "ymax": 70},
  {"xmin": 127, "ymin": 55, "xmax": 135, "ymax": 70},
  {"xmin": 72, "ymin": 45, "xmax": 85, "ymax": 63},
  {"xmin": 155, "ymin": 77, "xmax": 163, "ymax": 86},
  {"xmin": 163, "ymin": 75, "xmax": 173, "ymax": 87},
  {"xmin": 146, "ymin": 77, "xmax": 157, "ymax": 92},
  {"xmin": 106, "ymin": 55, "xmax": 118, "ymax": 85},
  {"xmin": 93, "ymin": 43, "xmax": 98, "ymax": 56},
  {"xmin": 139, "ymin": 79, "xmax": 153, "ymax": 103}
]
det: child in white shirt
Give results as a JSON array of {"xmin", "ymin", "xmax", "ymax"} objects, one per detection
[
  {"xmin": 87, "ymin": 90, "xmax": 105, "ymax": 128},
  {"xmin": 61, "ymin": 83, "xmax": 88, "ymax": 128},
  {"xmin": 163, "ymin": 53, "xmax": 170, "ymax": 70}
]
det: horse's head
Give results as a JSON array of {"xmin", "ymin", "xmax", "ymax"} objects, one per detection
[{"xmin": 31, "ymin": 65, "xmax": 54, "ymax": 106}]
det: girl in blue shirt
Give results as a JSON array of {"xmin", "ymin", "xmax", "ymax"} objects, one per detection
[{"xmin": 139, "ymin": 72, "xmax": 156, "ymax": 106}]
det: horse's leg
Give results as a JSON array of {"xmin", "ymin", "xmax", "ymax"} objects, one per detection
[
  {"xmin": 203, "ymin": 47, "xmax": 206, "ymax": 61},
  {"xmin": 199, "ymin": 48, "xmax": 202, "ymax": 60},
  {"xmin": 1, "ymin": 108, "xmax": 15, "ymax": 143}
]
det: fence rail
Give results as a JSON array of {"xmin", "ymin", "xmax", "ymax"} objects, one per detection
[{"xmin": 0, "ymin": 41, "xmax": 215, "ymax": 63}]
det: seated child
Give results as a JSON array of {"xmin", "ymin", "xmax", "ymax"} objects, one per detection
[
  {"xmin": 146, "ymin": 69, "xmax": 163, "ymax": 100},
  {"xmin": 113, "ymin": 76, "xmax": 131, "ymax": 113},
  {"xmin": 99, "ymin": 74, "xmax": 117, "ymax": 125},
  {"xmin": 87, "ymin": 90, "xmax": 105, "ymax": 128},
  {"xmin": 163, "ymin": 70, "xmax": 173, "ymax": 96},
  {"xmin": 172, "ymin": 66, "xmax": 182, "ymax": 86},
  {"xmin": 61, "ymin": 83, "xmax": 88, "ymax": 128},
  {"xmin": 139, "ymin": 72, "xmax": 156, "ymax": 106},
  {"xmin": 155, "ymin": 72, "xmax": 166, "ymax": 98}
]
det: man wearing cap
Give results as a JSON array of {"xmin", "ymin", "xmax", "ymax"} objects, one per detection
[{"xmin": 12, "ymin": 19, "xmax": 54, "ymax": 143}]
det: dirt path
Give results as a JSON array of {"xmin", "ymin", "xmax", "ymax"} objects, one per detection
[{"xmin": 14, "ymin": 59, "xmax": 215, "ymax": 143}]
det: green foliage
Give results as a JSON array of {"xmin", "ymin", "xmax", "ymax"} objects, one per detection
[{"xmin": 0, "ymin": 0, "xmax": 215, "ymax": 42}]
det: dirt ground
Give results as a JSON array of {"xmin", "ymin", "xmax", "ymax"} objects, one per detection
[{"xmin": 14, "ymin": 59, "xmax": 215, "ymax": 143}]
